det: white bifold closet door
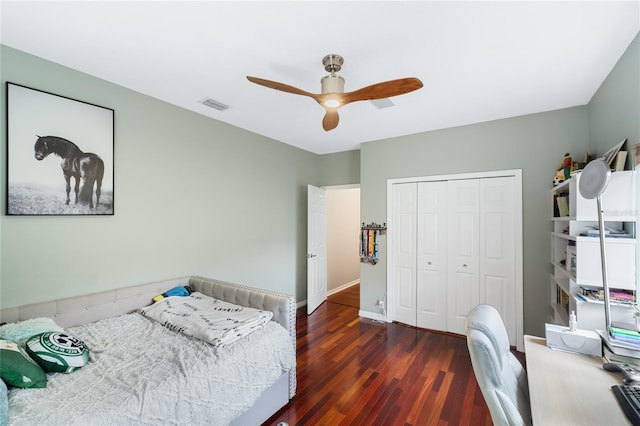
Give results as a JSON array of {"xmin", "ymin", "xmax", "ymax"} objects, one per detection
[
  {"xmin": 416, "ymin": 181, "xmax": 448, "ymax": 331},
  {"xmin": 391, "ymin": 182, "xmax": 418, "ymax": 326},
  {"xmin": 391, "ymin": 176, "xmax": 516, "ymax": 345},
  {"xmin": 446, "ymin": 179, "xmax": 481, "ymax": 335}
]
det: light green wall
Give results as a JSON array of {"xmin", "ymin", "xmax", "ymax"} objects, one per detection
[
  {"xmin": 0, "ymin": 45, "xmax": 335, "ymax": 308},
  {"xmin": 360, "ymin": 107, "xmax": 590, "ymax": 338},
  {"xmin": 319, "ymin": 149, "xmax": 360, "ymax": 186},
  {"xmin": 589, "ymin": 32, "xmax": 639, "ymax": 164}
]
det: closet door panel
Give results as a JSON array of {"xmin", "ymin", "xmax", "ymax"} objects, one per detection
[
  {"xmin": 447, "ymin": 179, "xmax": 480, "ymax": 335},
  {"xmin": 480, "ymin": 177, "xmax": 516, "ymax": 344},
  {"xmin": 392, "ymin": 183, "xmax": 417, "ymax": 326},
  {"xmin": 416, "ymin": 181, "xmax": 447, "ymax": 330}
]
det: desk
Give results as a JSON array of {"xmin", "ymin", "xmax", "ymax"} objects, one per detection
[{"xmin": 524, "ymin": 335, "xmax": 631, "ymax": 425}]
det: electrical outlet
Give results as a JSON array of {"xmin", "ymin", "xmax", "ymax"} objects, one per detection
[{"xmin": 377, "ymin": 298, "xmax": 384, "ymax": 308}]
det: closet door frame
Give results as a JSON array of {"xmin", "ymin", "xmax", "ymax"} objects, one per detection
[{"xmin": 386, "ymin": 169, "xmax": 524, "ymax": 351}]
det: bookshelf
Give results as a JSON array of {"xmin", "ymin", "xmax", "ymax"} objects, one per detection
[{"xmin": 550, "ymin": 170, "xmax": 637, "ymax": 330}]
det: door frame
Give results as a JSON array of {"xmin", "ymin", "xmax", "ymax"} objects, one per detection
[
  {"xmin": 386, "ymin": 169, "xmax": 524, "ymax": 351},
  {"xmin": 307, "ymin": 183, "xmax": 361, "ymax": 313}
]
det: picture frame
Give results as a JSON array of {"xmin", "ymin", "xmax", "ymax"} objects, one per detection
[
  {"xmin": 6, "ymin": 82, "xmax": 114, "ymax": 215},
  {"xmin": 601, "ymin": 138, "xmax": 626, "ymax": 167}
]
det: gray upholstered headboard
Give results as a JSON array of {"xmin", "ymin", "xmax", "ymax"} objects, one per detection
[
  {"xmin": 0, "ymin": 276, "xmax": 295, "ymax": 336},
  {"xmin": 0, "ymin": 277, "xmax": 189, "ymax": 328}
]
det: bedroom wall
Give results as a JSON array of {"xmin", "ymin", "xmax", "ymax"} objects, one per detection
[
  {"xmin": 359, "ymin": 106, "xmax": 590, "ymax": 338},
  {"xmin": 588, "ymin": 32, "xmax": 639, "ymax": 165},
  {"xmin": 0, "ymin": 45, "xmax": 358, "ymax": 309},
  {"xmin": 319, "ymin": 150, "xmax": 360, "ymax": 186}
]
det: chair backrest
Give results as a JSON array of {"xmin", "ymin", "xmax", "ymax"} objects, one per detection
[{"xmin": 465, "ymin": 304, "xmax": 532, "ymax": 426}]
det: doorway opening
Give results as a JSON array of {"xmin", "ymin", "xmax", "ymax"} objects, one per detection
[{"xmin": 325, "ymin": 184, "xmax": 361, "ymax": 309}]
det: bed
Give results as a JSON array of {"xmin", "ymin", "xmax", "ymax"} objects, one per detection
[{"xmin": 0, "ymin": 276, "xmax": 297, "ymax": 425}]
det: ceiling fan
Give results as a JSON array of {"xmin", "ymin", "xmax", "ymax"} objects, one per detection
[{"xmin": 247, "ymin": 54, "xmax": 423, "ymax": 131}]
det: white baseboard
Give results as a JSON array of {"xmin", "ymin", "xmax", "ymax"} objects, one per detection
[
  {"xmin": 359, "ymin": 310, "xmax": 389, "ymax": 322},
  {"xmin": 298, "ymin": 280, "xmax": 360, "ymax": 310},
  {"xmin": 327, "ymin": 279, "xmax": 359, "ymax": 297}
]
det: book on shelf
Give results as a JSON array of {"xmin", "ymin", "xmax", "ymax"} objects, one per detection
[
  {"xmin": 578, "ymin": 287, "xmax": 635, "ymax": 305},
  {"xmin": 556, "ymin": 195, "xmax": 569, "ymax": 217},
  {"xmin": 565, "ymin": 245, "xmax": 576, "ymax": 272},
  {"xmin": 580, "ymin": 228, "xmax": 633, "ymax": 238},
  {"xmin": 584, "ymin": 229, "xmax": 611, "ymax": 236},
  {"xmin": 614, "ymin": 151, "xmax": 627, "ymax": 171}
]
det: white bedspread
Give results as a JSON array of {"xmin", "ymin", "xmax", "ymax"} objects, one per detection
[
  {"xmin": 7, "ymin": 313, "xmax": 295, "ymax": 425},
  {"xmin": 139, "ymin": 292, "xmax": 273, "ymax": 348}
]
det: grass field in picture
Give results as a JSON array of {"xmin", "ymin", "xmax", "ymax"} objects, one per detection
[{"xmin": 8, "ymin": 183, "xmax": 113, "ymax": 215}]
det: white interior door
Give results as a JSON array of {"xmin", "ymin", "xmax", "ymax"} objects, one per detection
[
  {"xmin": 416, "ymin": 181, "xmax": 448, "ymax": 330},
  {"xmin": 391, "ymin": 183, "xmax": 417, "ymax": 326},
  {"xmin": 307, "ymin": 185, "xmax": 327, "ymax": 314},
  {"xmin": 446, "ymin": 179, "xmax": 480, "ymax": 335}
]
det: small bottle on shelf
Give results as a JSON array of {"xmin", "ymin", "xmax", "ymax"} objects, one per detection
[{"xmin": 569, "ymin": 310, "xmax": 577, "ymax": 332}]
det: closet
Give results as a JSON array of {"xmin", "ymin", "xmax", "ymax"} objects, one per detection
[{"xmin": 388, "ymin": 171, "xmax": 522, "ymax": 347}]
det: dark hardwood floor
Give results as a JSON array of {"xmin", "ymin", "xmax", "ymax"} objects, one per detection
[
  {"xmin": 263, "ymin": 293, "xmax": 498, "ymax": 426},
  {"xmin": 326, "ymin": 283, "xmax": 360, "ymax": 308}
]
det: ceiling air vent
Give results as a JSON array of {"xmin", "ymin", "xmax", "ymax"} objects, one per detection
[
  {"xmin": 201, "ymin": 98, "xmax": 229, "ymax": 111},
  {"xmin": 370, "ymin": 98, "xmax": 395, "ymax": 109}
]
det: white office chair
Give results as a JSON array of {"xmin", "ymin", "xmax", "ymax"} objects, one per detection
[{"xmin": 465, "ymin": 304, "xmax": 532, "ymax": 426}]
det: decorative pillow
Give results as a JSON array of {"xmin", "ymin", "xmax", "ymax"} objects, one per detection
[
  {"xmin": 0, "ymin": 339, "xmax": 47, "ymax": 388},
  {"xmin": 0, "ymin": 317, "xmax": 64, "ymax": 346},
  {"xmin": 26, "ymin": 332, "xmax": 90, "ymax": 373},
  {"xmin": 152, "ymin": 285, "xmax": 193, "ymax": 303},
  {"xmin": 0, "ymin": 378, "xmax": 8, "ymax": 426}
]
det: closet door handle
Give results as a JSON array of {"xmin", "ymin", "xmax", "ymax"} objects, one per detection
[
  {"xmin": 307, "ymin": 253, "xmax": 317, "ymax": 259},
  {"xmin": 462, "ymin": 264, "xmax": 468, "ymax": 268}
]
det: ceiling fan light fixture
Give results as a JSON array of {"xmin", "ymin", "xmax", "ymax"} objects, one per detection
[
  {"xmin": 321, "ymin": 74, "xmax": 344, "ymax": 107},
  {"xmin": 324, "ymin": 98, "xmax": 341, "ymax": 108}
]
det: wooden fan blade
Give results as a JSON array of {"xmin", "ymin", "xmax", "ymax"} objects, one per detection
[
  {"xmin": 246, "ymin": 76, "xmax": 315, "ymax": 98},
  {"xmin": 342, "ymin": 77, "xmax": 423, "ymax": 105},
  {"xmin": 322, "ymin": 108, "xmax": 340, "ymax": 131}
]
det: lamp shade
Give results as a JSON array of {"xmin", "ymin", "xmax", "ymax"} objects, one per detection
[{"xmin": 579, "ymin": 159, "xmax": 611, "ymax": 200}]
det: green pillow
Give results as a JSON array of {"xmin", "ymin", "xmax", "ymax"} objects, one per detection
[
  {"xmin": 0, "ymin": 339, "xmax": 47, "ymax": 388},
  {"xmin": 26, "ymin": 332, "xmax": 89, "ymax": 373}
]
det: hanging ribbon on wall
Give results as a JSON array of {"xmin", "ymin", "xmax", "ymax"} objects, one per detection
[{"xmin": 360, "ymin": 222, "xmax": 386, "ymax": 265}]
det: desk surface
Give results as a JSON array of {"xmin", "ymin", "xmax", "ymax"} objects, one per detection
[{"xmin": 525, "ymin": 335, "xmax": 631, "ymax": 425}]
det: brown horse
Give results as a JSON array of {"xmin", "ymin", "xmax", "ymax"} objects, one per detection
[{"xmin": 34, "ymin": 135, "xmax": 104, "ymax": 208}]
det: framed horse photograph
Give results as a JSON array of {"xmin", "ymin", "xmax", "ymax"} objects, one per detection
[{"xmin": 6, "ymin": 82, "xmax": 114, "ymax": 215}]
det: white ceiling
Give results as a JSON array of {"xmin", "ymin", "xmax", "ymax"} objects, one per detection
[{"xmin": 1, "ymin": 1, "xmax": 639, "ymax": 155}]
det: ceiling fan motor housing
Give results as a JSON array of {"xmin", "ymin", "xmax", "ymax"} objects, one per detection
[
  {"xmin": 322, "ymin": 54, "xmax": 343, "ymax": 73},
  {"xmin": 321, "ymin": 54, "xmax": 345, "ymax": 94},
  {"xmin": 321, "ymin": 74, "xmax": 345, "ymax": 94}
]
